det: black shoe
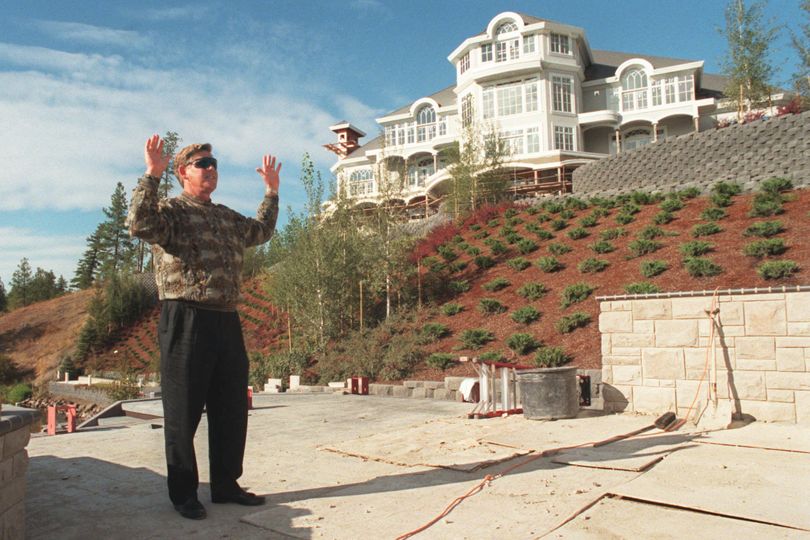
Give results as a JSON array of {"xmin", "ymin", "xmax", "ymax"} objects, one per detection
[
  {"xmin": 173, "ymin": 498, "xmax": 207, "ymax": 520},
  {"xmin": 211, "ymin": 488, "xmax": 266, "ymax": 506}
]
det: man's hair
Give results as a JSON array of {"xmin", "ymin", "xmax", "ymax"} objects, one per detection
[{"xmin": 174, "ymin": 143, "xmax": 212, "ymax": 185}]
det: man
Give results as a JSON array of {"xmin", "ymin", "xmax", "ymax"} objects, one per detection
[{"xmin": 127, "ymin": 134, "xmax": 280, "ymax": 520}]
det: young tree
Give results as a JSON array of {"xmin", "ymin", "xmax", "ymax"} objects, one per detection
[
  {"xmin": 0, "ymin": 277, "xmax": 7, "ymax": 312},
  {"xmin": 158, "ymin": 131, "xmax": 182, "ymax": 199},
  {"xmin": 443, "ymin": 119, "xmax": 511, "ymax": 218},
  {"xmin": 8, "ymin": 258, "xmax": 33, "ymax": 309},
  {"xmin": 720, "ymin": 0, "xmax": 778, "ymax": 120},
  {"xmin": 28, "ymin": 267, "xmax": 59, "ymax": 303},
  {"xmin": 792, "ymin": 0, "xmax": 810, "ymax": 103}
]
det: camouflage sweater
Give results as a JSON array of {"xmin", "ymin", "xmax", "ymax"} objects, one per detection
[{"xmin": 126, "ymin": 174, "xmax": 278, "ymax": 311}]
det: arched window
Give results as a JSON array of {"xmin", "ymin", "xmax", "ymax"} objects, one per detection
[
  {"xmin": 407, "ymin": 157, "xmax": 435, "ymax": 187},
  {"xmin": 496, "ymin": 21, "xmax": 518, "ymax": 34},
  {"xmin": 416, "ymin": 106, "xmax": 436, "ymax": 142},
  {"xmin": 348, "ymin": 169, "xmax": 374, "ymax": 196},
  {"xmin": 621, "ymin": 67, "xmax": 649, "ymax": 111}
]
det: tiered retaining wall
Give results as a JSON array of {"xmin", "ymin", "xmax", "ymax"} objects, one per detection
[
  {"xmin": 599, "ymin": 288, "xmax": 810, "ymax": 423},
  {"xmin": 573, "ymin": 111, "xmax": 810, "ymax": 196},
  {"xmin": 0, "ymin": 406, "xmax": 39, "ymax": 539}
]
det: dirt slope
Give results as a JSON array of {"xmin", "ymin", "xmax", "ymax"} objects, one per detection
[{"xmin": 0, "ymin": 289, "xmax": 93, "ymax": 383}]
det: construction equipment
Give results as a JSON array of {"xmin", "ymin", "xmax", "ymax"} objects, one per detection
[
  {"xmin": 464, "ymin": 358, "xmax": 530, "ymax": 419},
  {"xmin": 593, "ymin": 411, "xmax": 677, "ymax": 447}
]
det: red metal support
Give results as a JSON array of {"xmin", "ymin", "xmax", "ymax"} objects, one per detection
[
  {"xmin": 47, "ymin": 404, "xmax": 77, "ymax": 435},
  {"xmin": 247, "ymin": 387, "xmax": 254, "ymax": 410}
]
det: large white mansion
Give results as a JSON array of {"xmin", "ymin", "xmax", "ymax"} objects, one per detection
[{"xmin": 326, "ymin": 11, "xmax": 733, "ymax": 216}]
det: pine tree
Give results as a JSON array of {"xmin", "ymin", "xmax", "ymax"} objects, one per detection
[
  {"xmin": 98, "ymin": 182, "xmax": 136, "ymax": 278},
  {"xmin": 720, "ymin": 0, "xmax": 778, "ymax": 121},
  {"xmin": 72, "ymin": 228, "xmax": 104, "ymax": 289},
  {"xmin": 56, "ymin": 275, "xmax": 68, "ymax": 294},
  {"xmin": 28, "ymin": 267, "xmax": 59, "ymax": 303},
  {"xmin": 8, "ymin": 258, "xmax": 33, "ymax": 309}
]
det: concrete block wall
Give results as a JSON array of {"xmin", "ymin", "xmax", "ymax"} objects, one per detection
[
  {"xmin": 599, "ymin": 290, "xmax": 810, "ymax": 423},
  {"xmin": 0, "ymin": 407, "xmax": 39, "ymax": 540},
  {"xmin": 573, "ymin": 111, "xmax": 810, "ymax": 197}
]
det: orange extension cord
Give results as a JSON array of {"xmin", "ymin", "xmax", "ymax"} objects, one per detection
[{"xmin": 396, "ymin": 290, "xmax": 723, "ymax": 539}]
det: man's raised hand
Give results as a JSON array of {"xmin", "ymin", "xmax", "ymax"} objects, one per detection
[
  {"xmin": 144, "ymin": 134, "xmax": 170, "ymax": 178},
  {"xmin": 256, "ymin": 154, "xmax": 281, "ymax": 194}
]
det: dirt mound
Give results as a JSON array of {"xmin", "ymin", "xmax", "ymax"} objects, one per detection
[{"xmin": 0, "ymin": 289, "xmax": 93, "ymax": 383}]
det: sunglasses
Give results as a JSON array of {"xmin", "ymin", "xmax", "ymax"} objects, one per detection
[{"xmin": 188, "ymin": 156, "xmax": 218, "ymax": 170}]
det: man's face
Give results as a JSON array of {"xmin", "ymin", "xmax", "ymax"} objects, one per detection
[{"xmin": 180, "ymin": 150, "xmax": 218, "ymax": 200}]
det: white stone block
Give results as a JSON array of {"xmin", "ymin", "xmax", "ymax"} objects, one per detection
[
  {"xmin": 632, "ymin": 299, "xmax": 672, "ymax": 320},
  {"xmin": 732, "ymin": 371, "xmax": 767, "ymax": 400},
  {"xmin": 786, "ymin": 292, "xmax": 810, "ymax": 322},
  {"xmin": 328, "ymin": 382, "xmax": 345, "ymax": 389},
  {"xmin": 633, "ymin": 386, "xmax": 676, "ymax": 414},
  {"xmin": 744, "ymin": 301, "xmax": 787, "ymax": 336},
  {"xmin": 601, "ymin": 366, "xmax": 613, "ymax": 384},
  {"xmin": 671, "ymin": 297, "xmax": 713, "ymax": 319},
  {"xmin": 738, "ymin": 400, "xmax": 796, "ymax": 422},
  {"xmin": 603, "ymin": 355, "xmax": 641, "ymax": 366},
  {"xmin": 612, "ymin": 365, "xmax": 641, "ymax": 385},
  {"xmin": 612, "ymin": 333, "xmax": 655, "ymax": 348},
  {"xmin": 736, "ymin": 337, "xmax": 775, "ymax": 359},
  {"xmin": 767, "ymin": 389, "xmax": 795, "ymax": 403},
  {"xmin": 655, "ymin": 320, "xmax": 699, "ymax": 347},
  {"xmin": 289, "ymin": 375, "xmax": 301, "ymax": 389},
  {"xmin": 601, "ymin": 334, "xmax": 611, "ymax": 355},
  {"xmin": 633, "ymin": 319, "xmax": 654, "ymax": 334},
  {"xmin": 766, "ymin": 372, "xmax": 810, "ymax": 391},
  {"xmin": 599, "ymin": 311, "xmax": 633, "ymax": 333},
  {"xmin": 796, "ymin": 391, "xmax": 810, "ymax": 424},
  {"xmin": 776, "ymin": 337, "xmax": 810, "ymax": 348},
  {"xmin": 264, "ymin": 378, "xmax": 282, "ymax": 393},
  {"xmin": 717, "ymin": 302, "xmax": 744, "ymax": 325},
  {"xmin": 641, "ymin": 348, "xmax": 685, "ymax": 380},
  {"xmin": 612, "ymin": 300, "xmax": 632, "ymax": 311},
  {"xmin": 776, "ymin": 348, "xmax": 806, "ymax": 372},
  {"xmin": 787, "ymin": 322, "xmax": 810, "ymax": 336},
  {"xmin": 736, "ymin": 358, "xmax": 777, "ymax": 371}
]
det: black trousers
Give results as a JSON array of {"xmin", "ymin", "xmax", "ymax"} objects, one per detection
[{"xmin": 158, "ymin": 300, "xmax": 249, "ymax": 504}]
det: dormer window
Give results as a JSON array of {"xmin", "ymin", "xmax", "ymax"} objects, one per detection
[
  {"xmin": 550, "ymin": 33, "xmax": 571, "ymax": 55},
  {"xmin": 481, "ymin": 43, "xmax": 493, "ymax": 62},
  {"xmin": 621, "ymin": 67, "xmax": 649, "ymax": 111},
  {"xmin": 459, "ymin": 52, "xmax": 470, "ymax": 74},
  {"xmin": 496, "ymin": 21, "xmax": 518, "ymax": 35},
  {"xmin": 416, "ymin": 106, "xmax": 436, "ymax": 142}
]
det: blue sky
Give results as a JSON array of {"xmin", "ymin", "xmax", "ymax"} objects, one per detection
[{"xmin": 0, "ymin": 0, "xmax": 805, "ymax": 284}]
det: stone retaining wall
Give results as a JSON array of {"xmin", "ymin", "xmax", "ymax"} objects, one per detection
[
  {"xmin": 47, "ymin": 382, "xmax": 115, "ymax": 407},
  {"xmin": 599, "ymin": 289, "xmax": 810, "ymax": 423},
  {"xmin": 0, "ymin": 406, "xmax": 39, "ymax": 540},
  {"xmin": 573, "ymin": 111, "xmax": 810, "ymax": 196}
]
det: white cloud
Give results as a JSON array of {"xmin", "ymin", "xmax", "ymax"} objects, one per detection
[
  {"xmin": 0, "ymin": 227, "xmax": 86, "ymax": 282},
  {"xmin": 33, "ymin": 20, "xmax": 148, "ymax": 48},
  {"xmin": 0, "ymin": 43, "xmax": 356, "ymax": 212}
]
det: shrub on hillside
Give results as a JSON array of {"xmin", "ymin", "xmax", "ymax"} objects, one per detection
[
  {"xmin": 548, "ymin": 242, "xmax": 572, "ymax": 256},
  {"xmin": 567, "ymin": 227, "xmax": 589, "ymax": 240},
  {"xmin": 534, "ymin": 346, "xmax": 571, "ymax": 368},
  {"xmin": 506, "ymin": 333, "xmax": 540, "ymax": 355},
  {"xmin": 537, "ymin": 256, "xmax": 563, "ymax": 273},
  {"xmin": 757, "ymin": 260, "xmax": 799, "ymax": 280},
  {"xmin": 760, "ymin": 177, "xmax": 793, "ymax": 195},
  {"xmin": 653, "ymin": 211, "xmax": 674, "ymax": 225},
  {"xmin": 3, "ymin": 383, "xmax": 32, "ymax": 404},
  {"xmin": 506, "ymin": 257, "xmax": 531, "ymax": 271},
  {"xmin": 442, "ymin": 303, "xmax": 463, "ymax": 316},
  {"xmin": 427, "ymin": 353, "xmax": 457, "ymax": 371},
  {"xmin": 590, "ymin": 240, "xmax": 615, "ymax": 254},
  {"xmin": 630, "ymin": 191, "xmax": 657, "ymax": 206},
  {"xmin": 482, "ymin": 277, "xmax": 510, "ymax": 292},
  {"xmin": 638, "ymin": 225, "xmax": 667, "ymax": 240},
  {"xmin": 565, "ymin": 197, "xmax": 590, "ymax": 210},
  {"xmin": 511, "ymin": 306, "xmax": 541, "ymax": 325},
  {"xmin": 624, "ymin": 282, "xmax": 662, "ymax": 294},
  {"xmin": 700, "ymin": 207, "xmax": 728, "ymax": 221},
  {"xmin": 640, "ymin": 260, "xmax": 668, "ymax": 278},
  {"xmin": 465, "ymin": 246, "xmax": 481, "ymax": 256},
  {"xmin": 516, "ymin": 238, "xmax": 539, "ymax": 254},
  {"xmin": 678, "ymin": 187, "xmax": 702, "ymax": 199},
  {"xmin": 579, "ymin": 214, "xmax": 598, "ymax": 228},
  {"xmin": 600, "ymin": 227, "xmax": 626, "ymax": 241},
  {"xmin": 478, "ymin": 298, "xmax": 507, "ymax": 315},
  {"xmin": 628, "ymin": 239, "xmax": 663, "ymax": 257},
  {"xmin": 744, "ymin": 220, "xmax": 784, "ymax": 237},
  {"xmin": 659, "ymin": 197, "xmax": 684, "ymax": 213},
  {"xmin": 577, "ymin": 258, "xmax": 609, "ymax": 273},
  {"xmin": 561, "ymin": 283, "xmax": 595, "ymax": 308},
  {"xmin": 437, "ymin": 245, "xmax": 458, "ymax": 262},
  {"xmin": 692, "ymin": 222, "xmax": 723, "ymax": 237},
  {"xmin": 474, "ymin": 256, "xmax": 496, "ymax": 269},
  {"xmin": 460, "ymin": 329, "xmax": 495, "ymax": 349},
  {"xmin": 743, "ymin": 239, "xmax": 788, "ymax": 258},
  {"xmin": 478, "ymin": 351, "xmax": 505, "ymax": 362},
  {"xmin": 679, "ymin": 240, "xmax": 714, "ymax": 257},
  {"xmin": 710, "ymin": 193, "xmax": 733, "ymax": 208},
  {"xmin": 448, "ymin": 261, "xmax": 468, "ymax": 273},
  {"xmin": 488, "ymin": 239, "xmax": 509, "ymax": 255},
  {"xmin": 749, "ymin": 193, "xmax": 784, "ymax": 217},
  {"xmin": 420, "ymin": 323, "xmax": 450, "ymax": 342},
  {"xmin": 555, "ymin": 312, "xmax": 591, "ymax": 334},
  {"xmin": 615, "ymin": 212, "xmax": 635, "ymax": 225},
  {"xmin": 543, "ymin": 201, "xmax": 564, "ymax": 214},
  {"xmin": 683, "ymin": 257, "xmax": 723, "ymax": 277},
  {"xmin": 550, "ymin": 219, "xmax": 568, "ymax": 231},
  {"xmin": 517, "ymin": 282, "xmax": 548, "ymax": 301},
  {"xmin": 712, "ymin": 181, "xmax": 742, "ymax": 197}
]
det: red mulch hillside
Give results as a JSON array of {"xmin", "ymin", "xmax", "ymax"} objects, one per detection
[{"xmin": 405, "ymin": 187, "xmax": 810, "ymax": 381}]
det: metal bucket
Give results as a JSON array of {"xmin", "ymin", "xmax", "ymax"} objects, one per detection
[{"xmin": 517, "ymin": 366, "xmax": 579, "ymax": 420}]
